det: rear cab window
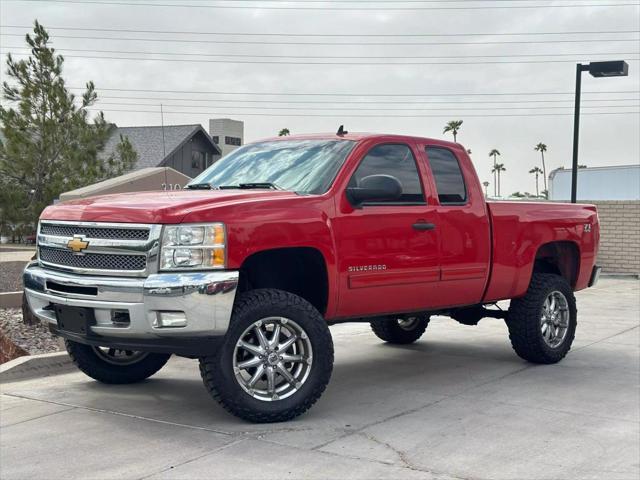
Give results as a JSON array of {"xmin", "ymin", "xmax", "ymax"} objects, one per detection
[{"xmin": 425, "ymin": 147, "xmax": 467, "ymax": 205}]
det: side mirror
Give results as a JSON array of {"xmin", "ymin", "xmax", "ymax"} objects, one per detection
[{"xmin": 346, "ymin": 174, "xmax": 402, "ymax": 207}]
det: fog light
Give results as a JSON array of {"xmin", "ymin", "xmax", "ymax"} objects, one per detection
[{"xmin": 153, "ymin": 312, "xmax": 187, "ymax": 328}]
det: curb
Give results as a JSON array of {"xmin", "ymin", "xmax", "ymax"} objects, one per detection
[
  {"xmin": 0, "ymin": 291, "xmax": 22, "ymax": 308},
  {"xmin": 601, "ymin": 273, "xmax": 640, "ymax": 279},
  {"xmin": 0, "ymin": 351, "xmax": 74, "ymax": 383}
]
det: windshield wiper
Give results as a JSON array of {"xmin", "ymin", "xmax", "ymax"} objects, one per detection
[
  {"xmin": 186, "ymin": 183, "xmax": 213, "ymax": 190},
  {"xmin": 219, "ymin": 182, "xmax": 284, "ymax": 190}
]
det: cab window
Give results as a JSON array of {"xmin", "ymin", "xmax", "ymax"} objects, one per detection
[
  {"xmin": 426, "ymin": 147, "xmax": 467, "ymax": 204},
  {"xmin": 350, "ymin": 144, "xmax": 425, "ymax": 204}
]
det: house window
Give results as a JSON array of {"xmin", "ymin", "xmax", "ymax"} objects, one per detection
[
  {"xmin": 225, "ymin": 136, "xmax": 241, "ymax": 146},
  {"xmin": 191, "ymin": 151, "xmax": 204, "ymax": 169},
  {"xmin": 211, "ymin": 136, "xmax": 219, "ymax": 144}
]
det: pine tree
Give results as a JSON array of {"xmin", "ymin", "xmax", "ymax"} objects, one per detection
[{"xmin": 0, "ymin": 21, "xmax": 136, "ymax": 228}]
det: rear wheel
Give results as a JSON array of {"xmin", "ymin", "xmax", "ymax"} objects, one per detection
[
  {"xmin": 65, "ymin": 340, "xmax": 171, "ymax": 384},
  {"xmin": 199, "ymin": 289, "xmax": 333, "ymax": 423},
  {"xmin": 507, "ymin": 273, "xmax": 577, "ymax": 364},
  {"xmin": 370, "ymin": 315, "xmax": 430, "ymax": 344}
]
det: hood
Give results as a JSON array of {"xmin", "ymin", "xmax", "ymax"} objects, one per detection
[{"xmin": 41, "ymin": 189, "xmax": 299, "ymax": 224}]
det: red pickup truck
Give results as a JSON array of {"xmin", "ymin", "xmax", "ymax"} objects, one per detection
[{"xmin": 24, "ymin": 132, "xmax": 601, "ymax": 422}]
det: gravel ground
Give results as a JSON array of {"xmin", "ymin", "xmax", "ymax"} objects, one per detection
[
  {"xmin": 0, "ymin": 308, "xmax": 62, "ymax": 356},
  {"xmin": 0, "ymin": 262, "xmax": 27, "ymax": 292}
]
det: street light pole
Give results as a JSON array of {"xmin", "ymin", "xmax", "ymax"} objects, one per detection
[
  {"xmin": 571, "ymin": 64, "xmax": 587, "ymax": 204},
  {"xmin": 570, "ymin": 60, "xmax": 629, "ymax": 203}
]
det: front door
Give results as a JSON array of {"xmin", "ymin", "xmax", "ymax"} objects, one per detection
[{"xmin": 333, "ymin": 142, "xmax": 442, "ymax": 318}]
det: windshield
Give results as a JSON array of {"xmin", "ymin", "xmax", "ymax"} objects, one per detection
[{"xmin": 190, "ymin": 139, "xmax": 356, "ymax": 194}]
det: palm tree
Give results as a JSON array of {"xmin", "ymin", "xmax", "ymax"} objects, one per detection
[
  {"xmin": 443, "ymin": 120, "xmax": 463, "ymax": 143},
  {"xmin": 534, "ymin": 143, "xmax": 547, "ymax": 195},
  {"xmin": 529, "ymin": 166, "xmax": 543, "ymax": 197},
  {"xmin": 278, "ymin": 128, "xmax": 290, "ymax": 136},
  {"xmin": 482, "ymin": 181, "xmax": 490, "ymax": 198},
  {"xmin": 492, "ymin": 163, "xmax": 506, "ymax": 197},
  {"xmin": 488, "ymin": 149, "xmax": 500, "ymax": 196}
]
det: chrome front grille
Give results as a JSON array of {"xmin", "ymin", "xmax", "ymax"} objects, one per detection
[
  {"xmin": 40, "ymin": 223, "xmax": 149, "ymax": 240},
  {"xmin": 39, "ymin": 247, "xmax": 147, "ymax": 271},
  {"xmin": 37, "ymin": 221, "xmax": 162, "ymax": 277}
]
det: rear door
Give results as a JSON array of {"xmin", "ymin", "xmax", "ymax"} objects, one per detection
[
  {"xmin": 420, "ymin": 145, "xmax": 491, "ymax": 306},
  {"xmin": 332, "ymin": 140, "xmax": 442, "ymax": 318}
]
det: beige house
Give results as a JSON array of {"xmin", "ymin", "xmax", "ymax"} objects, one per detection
[{"xmin": 59, "ymin": 167, "xmax": 191, "ymax": 202}]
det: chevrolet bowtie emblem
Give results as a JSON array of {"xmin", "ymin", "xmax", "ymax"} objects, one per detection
[{"xmin": 67, "ymin": 235, "xmax": 89, "ymax": 253}]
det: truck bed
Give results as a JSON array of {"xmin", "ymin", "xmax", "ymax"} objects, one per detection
[{"xmin": 483, "ymin": 201, "xmax": 599, "ymax": 302}]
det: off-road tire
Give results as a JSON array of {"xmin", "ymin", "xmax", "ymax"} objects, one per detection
[
  {"xmin": 507, "ymin": 273, "xmax": 577, "ymax": 364},
  {"xmin": 199, "ymin": 289, "xmax": 334, "ymax": 423},
  {"xmin": 65, "ymin": 340, "xmax": 171, "ymax": 384},
  {"xmin": 370, "ymin": 315, "xmax": 430, "ymax": 344}
]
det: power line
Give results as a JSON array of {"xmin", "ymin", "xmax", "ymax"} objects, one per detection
[
  {"xmin": 4, "ymin": 51, "xmax": 638, "ymax": 65},
  {"xmin": 4, "ymin": 92, "xmax": 637, "ymax": 105},
  {"xmin": 15, "ymin": 0, "xmax": 638, "ymax": 3},
  {"xmin": 5, "ymin": 46, "xmax": 638, "ymax": 60},
  {"xmin": 80, "ymin": 107, "xmax": 640, "ymax": 117},
  {"xmin": 65, "ymin": 87, "xmax": 640, "ymax": 97},
  {"xmin": 92, "ymin": 100, "xmax": 640, "ymax": 111},
  {"xmin": 94, "ymin": 95, "xmax": 640, "ymax": 105},
  {"xmin": 3, "ymin": 24, "xmax": 639, "ymax": 37},
  {"xmin": 12, "ymin": 0, "xmax": 640, "ymax": 10},
  {"xmin": 3, "ymin": 32, "xmax": 638, "ymax": 46}
]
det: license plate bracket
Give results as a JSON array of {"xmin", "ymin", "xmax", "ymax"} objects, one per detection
[{"xmin": 54, "ymin": 305, "xmax": 96, "ymax": 336}]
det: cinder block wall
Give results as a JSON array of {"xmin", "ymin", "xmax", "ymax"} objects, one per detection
[{"xmin": 589, "ymin": 200, "xmax": 640, "ymax": 275}]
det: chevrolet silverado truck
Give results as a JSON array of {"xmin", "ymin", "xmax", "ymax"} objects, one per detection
[{"xmin": 24, "ymin": 132, "xmax": 601, "ymax": 423}]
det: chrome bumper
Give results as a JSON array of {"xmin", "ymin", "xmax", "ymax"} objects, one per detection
[{"xmin": 23, "ymin": 263, "xmax": 239, "ymax": 339}]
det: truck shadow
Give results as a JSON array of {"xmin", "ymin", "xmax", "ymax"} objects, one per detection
[{"xmin": 68, "ymin": 339, "xmax": 542, "ymax": 429}]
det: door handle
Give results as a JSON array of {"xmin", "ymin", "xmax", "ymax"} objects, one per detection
[{"xmin": 413, "ymin": 222, "xmax": 436, "ymax": 231}]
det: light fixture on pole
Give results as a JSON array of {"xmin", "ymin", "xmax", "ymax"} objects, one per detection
[{"xmin": 571, "ymin": 60, "xmax": 629, "ymax": 203}]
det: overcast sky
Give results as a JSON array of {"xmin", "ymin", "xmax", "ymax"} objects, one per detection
[{"xmin": 1, "ymin": 0, "xmax": 639, "ymax": 195}]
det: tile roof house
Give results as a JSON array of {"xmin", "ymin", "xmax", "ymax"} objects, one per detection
[{"xmin": 102, "ymin": 124, "xmax": 222, "ymax": 178}]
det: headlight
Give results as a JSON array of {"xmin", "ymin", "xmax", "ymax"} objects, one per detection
[{"xmin": 159, "ymin": 223, "xmax": 226, "ymax": 271}]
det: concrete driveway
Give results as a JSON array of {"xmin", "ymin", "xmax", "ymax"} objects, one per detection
[{"xmin": 1, "ymin": 278, "xmax": 638, "ymax": 480}]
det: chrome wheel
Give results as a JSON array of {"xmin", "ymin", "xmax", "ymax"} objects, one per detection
[
  {"xmin": 397, "ymin": 317, "xmax": 420, "ymax": 331},
  {"xmin": 91, "ymin": 346, "xmax": 149, "ymax": 365},
  {"xmin": 233, "ymin": 317, "xmax": 313, "ymax": 402},
  {"xmin": 540, "ymin": 291, "xmax": 570, "ymax": 348}
]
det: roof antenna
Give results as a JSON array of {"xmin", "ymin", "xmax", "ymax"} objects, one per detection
[{"xmin": 336, "ymin": 125, "xmax": 348, "ymax": 136}]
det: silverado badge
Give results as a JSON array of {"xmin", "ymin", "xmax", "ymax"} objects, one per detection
[{"xmin": 67, "ymin": 235, "xmax": 89, "ymax": 254}]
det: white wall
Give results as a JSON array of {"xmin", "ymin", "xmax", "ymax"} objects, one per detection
[{"xmin": 549, "ymin": 165, "xmax": 640, "ymax": 201}]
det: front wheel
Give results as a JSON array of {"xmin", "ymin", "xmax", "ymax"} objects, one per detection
[
  {"xmin": 507, "ymin": 273, "xmax": 577, "ymax": 364},
  {"xmin": 199, "ymin": 289, "xmax": 334, "ymax": 423},
  {"xmin": 65, "ymin": 340, "xmax": 171, "ymax": 384}
]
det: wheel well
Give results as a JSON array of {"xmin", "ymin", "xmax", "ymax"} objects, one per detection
[
  {"xmin": 238, "ymin": 247, "xmax": 329, "ymax": 315},
  {"xmin": 533, "ymin": 241, "xmax": 579, "ymax": 288}
]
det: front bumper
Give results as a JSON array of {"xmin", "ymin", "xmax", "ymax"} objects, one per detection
[{"xmin": 23, "ymin": 262, "xmax": 239, "ymax": 355}]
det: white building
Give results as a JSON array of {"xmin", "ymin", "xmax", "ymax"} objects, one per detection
[
  {"xmin": 209, "ymin": 118, "xmax": 244, "ymax": 157},
  {"xmin": 548, "ymin": 164, "xmax": 640, "ymax": 201}
]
